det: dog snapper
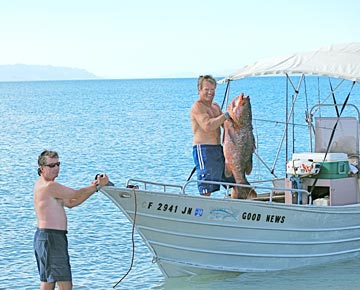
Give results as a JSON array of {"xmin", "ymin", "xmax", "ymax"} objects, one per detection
[{"xmin": 223, "ymin": 93, "xmax": 256, "ymax": 199}]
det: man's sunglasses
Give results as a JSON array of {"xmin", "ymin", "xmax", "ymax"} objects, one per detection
[{"xmin": 43, "ymin": 162, "xmax": 61, "ymax": 168}]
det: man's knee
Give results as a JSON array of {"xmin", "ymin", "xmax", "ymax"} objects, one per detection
[
  {"xmin": 57, "ymin": 281, "xmax": 73, "ymax": 290},
  {"xmin": 40, "ymin": 281, "xmax": 55, "ymax": 290}
]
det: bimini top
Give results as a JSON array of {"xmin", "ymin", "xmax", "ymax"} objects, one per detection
[{"xmin": 218, "ymin": 43, "xmax": 360, "ymax": 84}]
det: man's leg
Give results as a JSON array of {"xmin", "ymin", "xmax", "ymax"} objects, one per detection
[
  {"xmin": 40, "ymin": 281, "xmax": 55, "ymax": 290},
  {"xmin": 57, "ymin": 281, "xmax": 73, "ymax": 290}
]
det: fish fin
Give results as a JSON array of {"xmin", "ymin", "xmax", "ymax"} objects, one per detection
[
  {"xmin": 224, "ymin": 164, "xmax": 232, "ymax": 178},
  {"xmin": 247, "ymin": 188, "xmax": 257, "ymax": 199},
  {"xmin": 245, "ymin": 159, "xmax": 253, "ymax": 175},
  {"xmin": 232, "ymin": 185, "xmax": 255, "ymax": 199}
]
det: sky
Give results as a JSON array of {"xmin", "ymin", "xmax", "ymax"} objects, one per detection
[{"xmin": 1, "ymin": 0, "xmax": 359, "ymax": 79}]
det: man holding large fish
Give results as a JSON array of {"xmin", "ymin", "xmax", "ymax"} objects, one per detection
[{"xmin": 190, "ymin": 75, "xmax": 256, "ymax": 199}]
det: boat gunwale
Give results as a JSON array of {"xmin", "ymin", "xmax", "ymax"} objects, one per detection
[{"xmin": 102, "ymin": 185, "xmax": 360, "ymax": 215}]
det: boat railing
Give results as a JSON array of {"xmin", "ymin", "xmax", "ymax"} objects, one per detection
[
  {"xmin": 183, "ymin": 180, "xmax": 312, "ymax": 204},
  {"xmin": 310, "ymin": 103, "xmax": 360, "ymax": 120},
  {"xmin": 126, "ymin": 178, "xmax": 184, "ymax": 193},
  {"xmin": 126, "ymin": 178, "xmax": 312, "ymax": 204}
]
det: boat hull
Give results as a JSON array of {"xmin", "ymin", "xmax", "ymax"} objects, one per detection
[{"xmin": 102, "ymin": 186, "xmax": 360, "ymax": 277}]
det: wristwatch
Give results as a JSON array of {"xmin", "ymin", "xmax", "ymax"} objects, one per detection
[
  {"xmin": 224, "ymin": 112, "xmax": 230, "ymax": 120},
  {"xmin": 95, "ymin": 184, "xmax": 101, "ymax": 192}
]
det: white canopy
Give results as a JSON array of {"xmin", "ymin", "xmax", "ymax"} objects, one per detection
[{"xmin": 218, "ymin": 43, "xmax": 360, "ymax": 84}]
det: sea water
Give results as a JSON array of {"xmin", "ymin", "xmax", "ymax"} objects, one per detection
[{"xmin": 0, "ymin": 77, "xmax": 360, "ymax": 289}]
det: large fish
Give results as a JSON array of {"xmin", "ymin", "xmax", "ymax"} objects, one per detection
[{"xmin": 223, "ymin": 93, "xmax": 256, "ymax": 199}]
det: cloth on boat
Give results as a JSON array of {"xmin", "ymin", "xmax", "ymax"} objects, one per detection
[
  {"xmin": 192, "ymin": 144, "xmax": 235, "ymax": 194},
  {"xmin": 34, "ymin": 228, "xmax": 72, "ymax": 282}
]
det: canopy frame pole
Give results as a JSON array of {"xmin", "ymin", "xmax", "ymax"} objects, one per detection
[{"xmin": 271, "ymin": 74, "xmax": 304, "ymax": 174}]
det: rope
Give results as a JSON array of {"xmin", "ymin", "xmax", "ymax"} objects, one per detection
[
  {"xmin": 304, "ymin": 76, "xmax": 309, "ymax": 114},
  {"xmin": 329, "ymin": 79, "xmax": 340, "ymax": 117},
  {"xmin": 113, "ymin": 188, "xmax": 137, "ymax": 288},
  {"xmin": 309, "ymin": 81, "xmax": 356, "ymax": 196},
  {"xmin": 220, "ymin": 80, "xmax": 231, "ymax": 110}
]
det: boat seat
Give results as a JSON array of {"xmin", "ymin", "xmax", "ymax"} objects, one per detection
[{"xmin": 315, "ymin": 117, "xmax": 359, "ymax": 157}]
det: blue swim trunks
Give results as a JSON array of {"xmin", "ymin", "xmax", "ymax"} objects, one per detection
[
  {"xmin": 34, "ymin": 228, "xmax": 72, "ymax": 282},
  {"xmin": 193, "ymin": 144, "xmax": 235, "ymax": 195}
]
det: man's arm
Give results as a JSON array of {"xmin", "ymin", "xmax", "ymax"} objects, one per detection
[
  {"xmin": 191, "ymin": 103, "xmax": 227, "ymax": 132},
  {"xmin": 63, "ymin": 183, "xmax": 98, "ymax": 208},
  {"xmin": 48, "ymin": 175, "xmax": 109, "ymax": 208}
]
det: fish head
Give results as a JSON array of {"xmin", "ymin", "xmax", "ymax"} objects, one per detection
[{"xmin": 227, "ymin": 93, "xmax": 252, "ymax": 124}]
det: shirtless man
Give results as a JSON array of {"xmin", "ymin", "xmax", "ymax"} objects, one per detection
[
  {"xmin": 33, "ymin": 150, "xmax": 109, "ymax": 290},
  {"xmin": 190, "ymin": 75, "xmax": 234, "ymax": 195}
]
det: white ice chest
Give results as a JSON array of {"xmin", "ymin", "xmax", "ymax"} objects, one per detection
[
  {"xmin": 291, "ymin": 152, "xmax": 349, "ymax": 179},
  {"xmin": 292, "ymin": 152, "xmax": 348, "ymax": 162},
  {"xmin": 285, "ymin": 152, "xmax": 358, "ymax": 206}
]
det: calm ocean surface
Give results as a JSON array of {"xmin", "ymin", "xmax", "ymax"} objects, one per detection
[{"xmin": 1, "ymin": 77, "xmax": 360, "ymax": 289}]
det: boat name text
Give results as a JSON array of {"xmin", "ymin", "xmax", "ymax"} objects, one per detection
[{"xmin": 242, "ymin": 212, "xmax": 286, "ymax": 223}]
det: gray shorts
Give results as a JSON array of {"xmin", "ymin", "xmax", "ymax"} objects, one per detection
[{"xmin": 34, "ymin": 228, "xmax": 72, "ymax": 282}]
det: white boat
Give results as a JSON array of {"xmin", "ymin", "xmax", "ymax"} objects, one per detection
[{"xmin": 101, "ymin": 43, "xmax": 360, "ymax": 278}]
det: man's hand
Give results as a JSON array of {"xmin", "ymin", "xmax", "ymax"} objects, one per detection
[
  {"xmin": 224, "ymin": 112, "xmax": 231, "ymax": 120},
  {"xmin": 94, "ymin": 173, "xmax": 110, "ymax": 190}
]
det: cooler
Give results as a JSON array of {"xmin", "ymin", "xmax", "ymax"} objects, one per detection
[{"xmin": 290, "ymin": 152, "xmax": 349, "ymax": 179}]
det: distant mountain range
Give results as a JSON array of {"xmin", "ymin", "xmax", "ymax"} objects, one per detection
[{"xmin": 0, "ymin": 64, "xmax": 99, "ymax": 81}]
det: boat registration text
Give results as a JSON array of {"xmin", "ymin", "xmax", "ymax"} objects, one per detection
[{"xmin": 143, "ymin": 201, "xmax": 286, "ymax": 223}]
